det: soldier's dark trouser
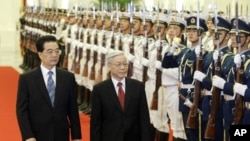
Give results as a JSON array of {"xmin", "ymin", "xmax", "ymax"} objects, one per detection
[
  {"xmin": 179, "ymin": 88, "xmax": 199, "ymax": 141},
  {"xmin": 155, "ymin": 130, "xmax": 169, "ymax": 141},
  {"xmin": 173, "ymin": 137, "xmax": 187, "ymax": 141},
  {"xmin": 202, "ymin": 96, "xmax": 224, "ymax": 141},
  {"xmin": 80, "ymin": 89, "xmax": 91, "ymax": 114},
  {"xmin": 79, "ymin": 89, "xmax": 89, "ymax": 110},
  {"xmin": 20, "ymin": 48, "xmax": 28, "ymax": 69},
  {"xmin": 77, "ymin": 85, "xmax": 84, "ymax": 106},
  {"xmin": 223, "ymin": 100, "xmax": 235, "ymax": 141},
  {"xmin": 19, "ymin": 50, "xmax": 26, "ymax": 69}
]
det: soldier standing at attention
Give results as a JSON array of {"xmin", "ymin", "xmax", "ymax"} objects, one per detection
[
  {"xmin": 193, "ymin": 16, "xmax": 231, "ymax": 141},
  {"xmin": 162, "ymin": 16, "xmax": 208, "ymax": 141},
  {"xmin": 212, "ymin": 18, "xmax": 250, "ymax": 141},
  {"xmin": 157, "ymin": 15, "xmax": 187, "ymax": 141}
]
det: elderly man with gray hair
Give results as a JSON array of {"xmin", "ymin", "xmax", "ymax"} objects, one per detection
[{"xmin": 90, "ymin": 50, "xmax": 153, "ymax": 141}]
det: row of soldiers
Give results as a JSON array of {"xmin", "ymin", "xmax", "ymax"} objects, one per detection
[{"xmin": 18, "ymin": 5, "xmax": 250, "ymax": 141}]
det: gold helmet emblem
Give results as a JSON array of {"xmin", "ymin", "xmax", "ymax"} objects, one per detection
[
  {"xmin": 233, "ymin": 19, "xmax": 237, "ymax": 26},
  {"xmin": 191, "ymin": 18, "xmax": 196, "ymax": 23}
]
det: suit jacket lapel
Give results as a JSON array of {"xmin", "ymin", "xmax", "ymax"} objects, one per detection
[
  {"xmin": 53, "ymin": 68, "xmax": 64, "ymax": 110},
  {"xmin": 107, "ymin": 79, "xmax": 123, "ymax": 111},
  {"xmin": 35, "ymin": 67, "xmax": 53, "ymax": 108},
  {"xmin": 124, "ymin": 78, "xmax": 132, "ymax": 112}
]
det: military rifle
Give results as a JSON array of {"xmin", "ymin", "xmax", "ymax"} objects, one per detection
[
  {"xmin": 96, "ymin": 52, "xmax": 105, "ymax": 83},
  {"xmin": 150, "ymin": 6, "xmax": 161, "ymax": 110},
  {"xmin": 186, "ymin": 0, "xmax": 202, "ymax": 129},
  {"xmin": 127, "ymin": 2, "xmax": 134, "ymax": 78},
  {"xmin": 70, "ymin": 19, "xmax": 80, "ymax": 72},
  {"xmin": 82, "ymin": 48, "xmax": 90, "ymax": 77},
  {"xmin": 89, "ymin": 6, "xmax": 98, "ymax": 80},
  {"xmin": 62, "ymin": 12, "xmax": 71, "ymax": 69},
  {"xmin": 205, "ymin": 6, "xmax": 222, "ymax": 139},
  {"xmin": 75, "ymin": 47, "xmax": 83, "ymax": 74},
  {"xmin": 142, "ymin": 8, "xmax": 148, "ymax": 83},
  {"xmin": 233, "ymin": 0, "xmax": 244, "ymax": 125},
  {"xmin": 96, "ymin": 5, "xmax": 106, "ymax": 83}
]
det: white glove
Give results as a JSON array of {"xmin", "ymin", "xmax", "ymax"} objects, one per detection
[
  {"xmin": 169, "ymin": 44, "xmax": 177, "ymax": 54},
  {"xmin": 155, "ymin": 40, "xmax": 161, "ymax": 48},
  {"xmin": 155, "ymin": 61, "xmax": 162, "ymax": 70},
  {"xmin": 234, "ymin": 54, "xmax": 241, "ymax": 68},
  {"xmin": 234, "ymin": 82, "xmax": 247, "ymax": 96},
  {"xmin": 195, "ymin": 46, "xmax": 201, "ymax": 56},
  {"xmin": 128, "ymin": 36, "xmax": 133, "ymax": 43},
  {"xmin": 101, "ymin": 47, "xmax": 107, "ymax": 54},
  {"xmin": 142, "ymin": 38, "xmax": 147, "ymax": 46},
  {"xmin": 193, "ymin": 70, "xmax": 206, "ymax": 82},
  {"xmin": 184, "ymin": 98, "xmax": 193, "ymax": 108},
  {"xmin": 213, "ymin": 50, "xmax": 219, "ymax": 62},
  {"xmin": 128, "ymin": 53, "xmax": 135, "ymax": 62},
  {"xmin": 212, "ymin": 75, "xmax": 226, "ymax": 89},
  {"xmin": 141, "ymin": 58, "xmax": 149, "ymax": 66}
]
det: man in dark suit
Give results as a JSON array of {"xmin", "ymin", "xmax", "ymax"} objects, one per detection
[
  {"xmin": 16, "ymin": 35, "xmax": 82, "ymax": 141},
  {"xmin": 90, "ymin": 50, "xmax": 152, "ymax": 141}
]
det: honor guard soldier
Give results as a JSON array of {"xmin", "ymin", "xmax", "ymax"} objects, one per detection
[
  {"xmin": 156, "ymin": 15, "xmax": 187, "ymax": 141},
  {"xmin": 212, "ymin": 18, "xmax": 250, "ymax": 140},
  {"xmin": 202, "ymin": 13, "xmax": 215, "ymax": 52},
  {"xmin": 64, "ymin": 9, "xmax": 77, "ymax": 71},
  {"xmin": 119, "ymin": 12, "xmax": 131, "ymax": 57},
  {"xmin": 129, "ymin": 12, "xmax": 145, "ymax": 81},
  {"xmin": 162, "ymin": 16, "xmax": 208, "ymax": 141},
  {"xmin": 193, "ymin": 15, "xmax": 231, "ymax": 141},
  {"xmin": 94, "ymin": 11, "xmax": 111, "ymax": 84},
  {"xmin": 145, "ymin": 13, "xmax": 169, "ymax": 141}
]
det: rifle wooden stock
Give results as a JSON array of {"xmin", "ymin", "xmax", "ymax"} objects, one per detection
[
  {"xmin": 110, "ymin": 34, "xmax": 115, "ymax": 49},
  {"xmin": 75, "ymin": 47, "xmax": 83, "ymax": 74},
  {"xmin": 62, "ymin": 43, "xmax": 71, "ymax": 69},
  {"xmin": 118, "ymin": 36, "xmax": 123, "ymax": 51},
  {"xmin": 87, "ymin": 31, "xmax": 91, "ymax": 44},
  {"xmin": 205, "ymin": 56, "xmax": 222, "ymax": 139},
  {"xmin": 150, "ymin": 43, "xmax": 162, "ymax": 110},
  {"xmin": 90, "ymin": 51, "xmax": 98, "ymax": 80},
  {"xmin": 150, "ymin": 69, "xmax": 162, "ymax": 110},
  {"xmin": 71, "ymin": 46, "xmax": 78, "ymax": 72},
  {"xmin": 94, "ymin": 31, "xmax": 98, "ymax": 45},
  {"xmin": 186, "ymin": 52, "xmax": 203, "ymax": 129},
  {"xmin": 80, "ymin": 29, "xmax": 84, "ymax": 42},
  {"xmin": 82, "ymin": 49, "xmax": 90, "ymax": 77},
  {"xmin": 127, "ymin": 39, "xmax": 134, "ymax": 78},
  {"xmin": 233, "ymin": 63, "xmax": 244, "ymax": 125}
]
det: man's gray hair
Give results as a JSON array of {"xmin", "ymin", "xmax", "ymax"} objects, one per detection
[{"xmin": 106, "ymin": 50, "xmax": 125, "ymax": 64}]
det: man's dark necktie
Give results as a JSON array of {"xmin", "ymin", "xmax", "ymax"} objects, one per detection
[
  {"xmin": 47, "ymin": 71, "xmax": 55, "ymax": 106},
  {"xmin": 117, "ymin": 82, "xmax": 125, "ymax": 110}
]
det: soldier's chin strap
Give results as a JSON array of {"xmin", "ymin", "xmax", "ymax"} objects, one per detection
[
  {"xmin": 219, "ymin": 31, "xmax": 229, "ymax": 47},
  {"xmin": 239, "ymin": 35, "xmax": 248, "ymax": 48}
]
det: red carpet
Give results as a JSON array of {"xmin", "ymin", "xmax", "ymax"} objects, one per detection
[
  {"xmin": 0, "ymin": 66, "xmax": 90, "ymax": 141},
  {"xmin": 0, "ymin": 66, "xmax": 21, "ymax": 140}
]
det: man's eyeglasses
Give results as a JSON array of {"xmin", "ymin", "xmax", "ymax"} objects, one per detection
[{"xmin": 43, "ymin": 49, "xmax": 62, "ymax": 55}]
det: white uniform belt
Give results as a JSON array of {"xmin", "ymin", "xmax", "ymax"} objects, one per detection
[
  {"xmin": 204, "ymin": 90, "xmax": 212, "ymax": 96},
  {"xmin": 220, "ymin": 91, "xmax": 224, "ymax": 96},
  {"xmin": 180, "ymin": 83, "xmax": 194, "ymax": 89},
  {"xmin": 245, "ymin": 102, "xmax": 250, "ymax": 109},
  {"xmin": 163, "ymin": 84, "xmax": 178, "ymax": 88},
  {"xmin": 224, "ymin": 95, "xmax": 234, "ymax": 101}
]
